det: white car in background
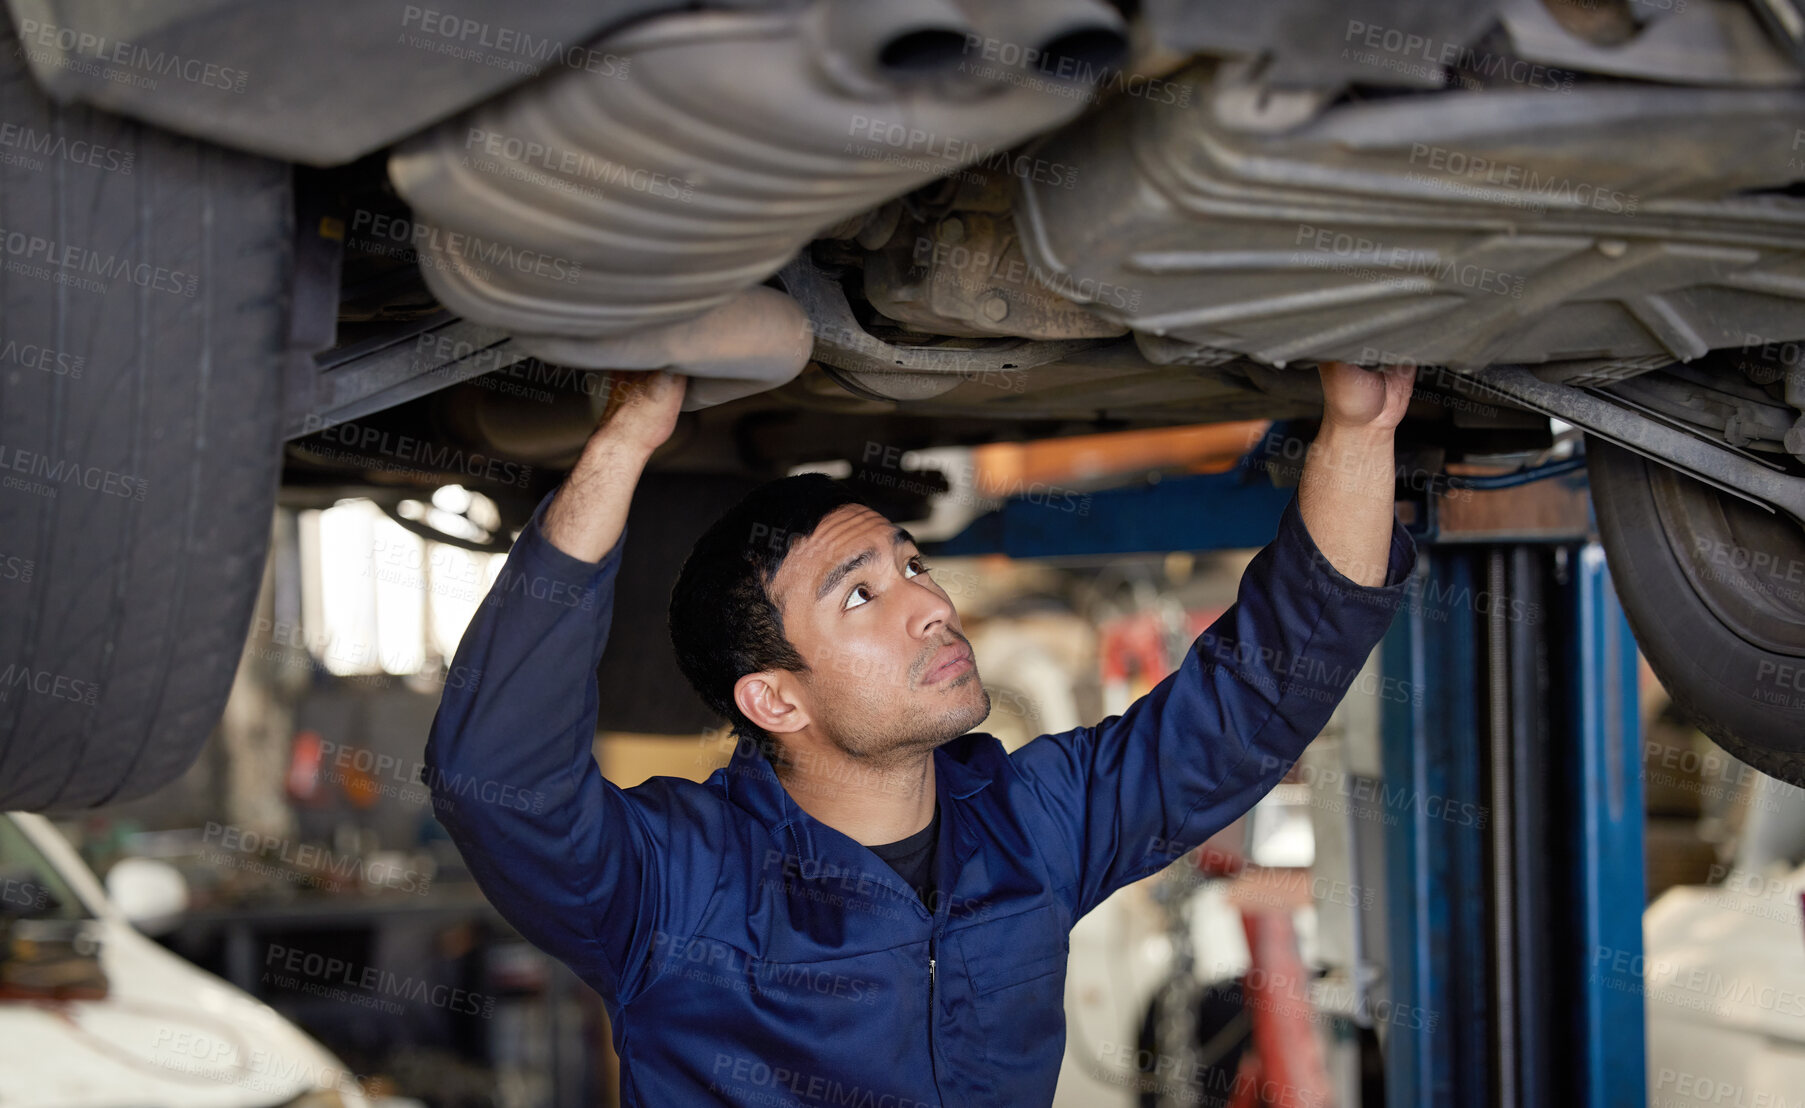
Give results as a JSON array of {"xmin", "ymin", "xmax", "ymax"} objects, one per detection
[
  {"xmin": 1643, "ymin": 864, "xmax": 1805, "ymax": 1099},
  {"xmin": 0, "ymin": 812, "xmax": 370, "ymax": 1108}
]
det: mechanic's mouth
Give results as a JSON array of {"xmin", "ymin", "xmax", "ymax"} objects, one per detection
[{"xmin": 922, "ymin": 645, "xmax": 975, "ymax": 686}]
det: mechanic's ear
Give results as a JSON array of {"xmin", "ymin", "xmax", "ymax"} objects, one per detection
[{"xmin": 735, "ymin": 672, "xmax": 809, "ymax": 736}]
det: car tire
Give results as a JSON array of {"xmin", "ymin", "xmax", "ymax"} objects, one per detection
[
  {"xmin": 1587, "ymin": 436, "xmax": 1805, "ymax": 787},
  {"xmin": 0, "ymin": 21, "xmax": 291, "ymax": 810}
]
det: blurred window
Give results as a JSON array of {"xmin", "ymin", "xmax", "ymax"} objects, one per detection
[
  {"xmin": 0, "ymin": 817, "xmax": 90, "ymax": 920},
  {"xmin": 296, "ymin": 488, "xmax": 509, "ymax": 677}
]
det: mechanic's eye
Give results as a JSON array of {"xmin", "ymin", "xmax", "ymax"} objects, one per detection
[{"xmin": 846, "ymin": 559, "xmax": 928, "ymax": 610}]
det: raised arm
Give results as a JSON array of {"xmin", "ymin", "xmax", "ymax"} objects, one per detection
[
  {"xmin": 541, "ymin": 370, "xmax": 687, "ymax": 560},
  {"xmin": 1010, "ymin": 361, "xmax": 1419, "ymax": 919},
  {"xmin": 1300, "ymin": 361, "xmax": 1418, "ymax": 585},
  {"xmin": 423, "ymin": 371, "xmax": 702, "ymax": 999}
]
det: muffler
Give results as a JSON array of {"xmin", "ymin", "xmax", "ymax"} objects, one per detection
[{"xmin": 389, "ymin": 0, "xmax": 1126, "ymax": 409}]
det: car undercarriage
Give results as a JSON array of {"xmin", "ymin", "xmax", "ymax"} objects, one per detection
[{"xmin": 2, "ymin": 0, "xmax": 1803, "ymax": 805}]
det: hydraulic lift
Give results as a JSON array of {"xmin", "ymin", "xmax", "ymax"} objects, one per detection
[{"xmin": 930, "ymin": 438, "xmax": 1647, "ymax": 1108}]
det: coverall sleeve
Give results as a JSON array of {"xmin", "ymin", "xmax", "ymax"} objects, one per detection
[
  {"xmin": 1009, "ymin": 493, "xmax": 1418, "ymax": 919},
  {"xmin": 422, "ymin": 492, "xmax": 713, "ymax": 1001}
]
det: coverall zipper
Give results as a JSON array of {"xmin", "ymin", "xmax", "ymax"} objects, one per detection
[{"xmin": 927, "ymin": 942, "xmax": 938, "ymax": 1093}]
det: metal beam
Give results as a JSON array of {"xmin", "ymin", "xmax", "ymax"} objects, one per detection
[
  {"xmin": 284, "ymin": 314, "xmax": 529, "ymax": 440},
  {"xmin": 1465, "ymin": 366, "xmax": 1805, "ymax": 524}
]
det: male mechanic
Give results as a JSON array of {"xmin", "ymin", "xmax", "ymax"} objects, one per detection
[{"xmin": 425, "ymin": 361, "xmax": 1418, "ymax": 1107}]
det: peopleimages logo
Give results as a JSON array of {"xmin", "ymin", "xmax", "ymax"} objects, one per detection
[
  {"xmin": 1342, "ymin": 20, "xmax": 1575, "ymax": 92},
  {"xmin": 709, "ymin": 1053, "xmax": 934, "ymax": 1108},
  {"xmin": 0, "ymin": 663, "xmax": 100, "ymax": 707},
  {"xmin": 1095, "ymin": 1042, "xmax": 1329, "ymax": 1106},
  {"xmin": 0, "ymin": 444, "xmax": 147, "ymax": 500},
  {"xmin": 201, "ymin": 822, "xmax": 431, "ymax": 894},
  {"xmin": 860, "ymin": 441, "xmax": 1092, "ymax": 517},
  {"xmin": 1404, "ymin": 143, "xmax": 1639, "ymax": 215},
  {"xmin": 1592, "ymin": 944, "xmax": 1805, "ymax": 1018},
  {"xmin": 263, "ymin": 943, "xmax": 496, "ymax": 1018},
  {"xmin": 461, "ymin": 128, "xmax": 694, "ymax": 203},
  {"xmin": 956, "ymin": 33, "xmax": 1193, "ymax": 109},
  {"xmin": 0, "ymin": 875, "xmax": 51, "ymax": 912},
  {"xmin": 150, "ymin": 1029, "xmax": 366, "ymax": 1101},
  {"xmin": 1293, "ymin": 223, "xmax": 1525, "ymax": 299},
  {"xmin": 296, "ymin": 412, "xmax": 533, "ymax": 489},
  {"xmin": 14, "ymin": 18, "xmax": 250, "ymax": 92},
  {"xmin": 845, "ymin": 115, "xmax": 1079, "ymax": 190},
  {"xmin": 651, "ymin": 932, "xmax": 884, "ymax": 1004},
  {"xmin": 348, "ymin": 208, "xmax": 583, "ymax": 284},
  {"xmin": 0, "ymin": 553, "xmax": 32, "ymax": 584},
  {"xmin": 911, "ymin": 236, "xmax": 1142, "ymax": 313},
  {"xmin": 0, "ymin": 337, "xmax": 84, "ymax": 378},
  {"xmin": 1654, "ymin": 1068, "xmax": 1802, "ymax": 1108},
  {"xmin": 0, "ymin": 122, "xmax": 134, "ymax": 174},
  {"xmin": 0, "ymin": 225, "xmax": 198, "ymax": 297},
  {"xmin": 399, "ymin": 6, "xmax": 631, "ymax": 79}
]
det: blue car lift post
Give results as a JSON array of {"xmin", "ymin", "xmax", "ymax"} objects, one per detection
[{"xmin": 930, "ymin": 447, "xmax": 1646, "ymax": 1107}]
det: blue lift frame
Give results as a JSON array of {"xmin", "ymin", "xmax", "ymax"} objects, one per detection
[
  {"xmin": 1377, "ymin": 541, "xmax": 1645, "ymax": 1107},
  {"xmin": 929, "ymin": 461, "xmax": 1646, "ymax": 1107},
  {"xmin": 1570, "ymin": 546, "xmax": 1648, "ymax": 1108}
]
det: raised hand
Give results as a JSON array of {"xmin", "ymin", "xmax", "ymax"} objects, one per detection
[
  {"xmin": 1318, "ymin": 360, "xmax": 1416, "ymax": 433},
  {"xmin": 1299, "ymin": 361, "xmax": 1414, "ymax": 587},
  {"xmin": 543, "ymin": 371, "xmax": 689, "ymax": 562},
  {"xmin": 595, "ymin": 369, "xmax": 689, "ymax": 456}
]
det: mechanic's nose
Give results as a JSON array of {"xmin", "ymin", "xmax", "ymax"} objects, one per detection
[{"xmin": 908, "ymin": 577, "xmax": 957, "ymax": 639}]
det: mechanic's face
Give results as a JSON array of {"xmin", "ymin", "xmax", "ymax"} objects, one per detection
[{"xmin": 753, "ymin": 505, "xmax": 989, "ymax": 764}]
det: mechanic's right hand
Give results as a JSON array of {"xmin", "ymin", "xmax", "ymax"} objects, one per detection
[{"xmin": 592, "ymin": 369, "xmax": 689, "ymax": 457}]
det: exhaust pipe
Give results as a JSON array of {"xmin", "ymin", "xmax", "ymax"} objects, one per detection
[
  {"xmin": 517, "ymin": 286, "xmax": 814, "ymax": 413},
  {"xmin": 811, "ymin": 0, "xmax": 975, "ymax": 84},
  {"xmin": 390, "ymin": 0, "xmax": 1124, "ymax": 409},
  {"xmin": 438, "ymin": 286, "xmax": 813, "ymax": 463},
  {"xmin": 958, "ymin": 0, "xmax": 1129, "ymax": 85}
]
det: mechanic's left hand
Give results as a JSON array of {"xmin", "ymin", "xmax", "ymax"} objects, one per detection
[{"xmin": 1318, "ymin": 360, "xmax": 1417, "ymax": 432}]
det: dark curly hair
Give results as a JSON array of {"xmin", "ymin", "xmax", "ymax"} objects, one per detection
[{"xmin": 668, "ymin": 472, "xmax": 872, "ymax": 751}]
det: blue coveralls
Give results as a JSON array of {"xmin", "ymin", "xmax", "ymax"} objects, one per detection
[{"xmin": 424, "ymin": 490, "xmax": 1416, "ymax": 1106}]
